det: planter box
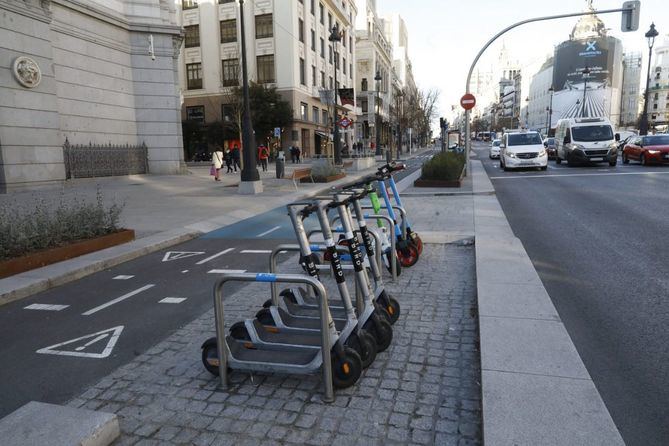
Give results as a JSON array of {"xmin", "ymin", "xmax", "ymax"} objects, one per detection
[
  {"xmin": 343, "ymin": 157, "xmax": 376, "ymax": 171},
  {"xmin": 309, "ymin": 173, "xmax": 346, "ymax": 183},
  {"xmin": 413, "ymin": 166, "xmax": 465, "ymax": 188},
  {"xmin": 0, "ymin": 229, "xmax": 135, "ymax": 279}
]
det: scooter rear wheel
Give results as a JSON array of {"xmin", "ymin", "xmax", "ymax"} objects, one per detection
[
  {"xmin": 201, "ymin": 337, "xmax": 220, "ymax": 376},
  {"xmin": 255, "ymin": 308, "xmax": 277, "ymax": 326},
  {"xmin": 332, "ymin": 347, "xmax": 363, "ymax": 389},
  {"xmin": 229, "ymin": 321, "xmax": 251, "ymax": 341},
  {"xmin": 378, "ymin": 292, "xmax": 400, "ymax": 324},
  {"xmin": 346, "ymin": 330, "xmax": 377, "ymax": 369},
  {"xmin": 364, "ymin": 316, "xmax": 393, "ymax": 352}
]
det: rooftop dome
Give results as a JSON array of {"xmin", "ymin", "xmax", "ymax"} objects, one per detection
[{"xmin": 570, "ymin": 13, "xmax": 607, "ymax": 40}]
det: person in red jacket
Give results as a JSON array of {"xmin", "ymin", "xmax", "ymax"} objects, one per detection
[{"xmin": 258, "ymin": 144, "xmax": 269, "ymax": 172}]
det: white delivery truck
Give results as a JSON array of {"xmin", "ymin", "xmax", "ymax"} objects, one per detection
[{"xmin": 554, "ymin": 117, "xmax": 620, "ymax": 166}]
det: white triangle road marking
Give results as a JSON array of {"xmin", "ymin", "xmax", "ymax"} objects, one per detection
[
  {"xmin": 162, "ymin": 251, "xmax": 205, "ymax": 262},
  {"xmin": 36, "ymin": 326, "xmax": 124, "ymax": 359}
]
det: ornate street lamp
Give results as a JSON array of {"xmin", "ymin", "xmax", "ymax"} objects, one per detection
[
  {"xmin": 329, "ymin": 24, "xmax": 342, "ymax": 164},
  {"xmin": 581, "ymin": 66, "xmax": 591, "ymax": 117},
  {"xmin": 374, "ymin": 70, "xmax": 382, "ymax": 156},
  {"xmin": 237, "ymin": 0, "xmax": 261, "ymax": 194},
  {"xmin": 396, "ymin": 90, "xmax": 404, "ymax": 157},
  {"xmin": 640, "ymin": 23, "xmax": 659, "ymax": 135},
  {"xmin": 546, "ymin": 86, "xmax": 554, "ymax": 135}
]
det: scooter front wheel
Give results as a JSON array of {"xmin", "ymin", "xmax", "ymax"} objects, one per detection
[
  {"xmin": 396, "ymin": 244, "xmax": 419, "ymax": 267},
  {"xmin": 346, "ymin": 330, "xmax": 377, "ymax": 369},
  {"xmin": 255, "ymin": 308, "xmax": 277, "ymax": 326},
  {"xmin": 201, "ymin": 337, "xmax": 220, "ymax": 376},
  {"xmin": 332, "ymin": 347, "xmax": 363, "ymax": 389},
  {"xmin": 378, "ymin": 291, "xmax": 400, "ymax": 324},
  {"xmin": 412, "ymin": 234, "xmax": 424, "ymax": 255},
  {"xmin": 364, "ymin": 316, "xmax": 393, "ymax": 352}
]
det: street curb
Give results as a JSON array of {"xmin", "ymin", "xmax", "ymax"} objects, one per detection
[
  {"xmin": 0, "ymin": 149, "xmax": 433, "ymax": 305},
  {"xmin": 471, "ymin": 159, "xmax": 624, "ymax": 445}
]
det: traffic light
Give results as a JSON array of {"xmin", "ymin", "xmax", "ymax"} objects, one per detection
[
  {"xmin": 621, "ymin": 1, "xmax": 640, "ymax": 32},
  {"xmin": 439, "ymin": 117, "xmax": 445, "ymax": 129}
]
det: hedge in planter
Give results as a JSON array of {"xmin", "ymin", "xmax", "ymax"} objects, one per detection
[
  {"xmin": 415, "ymin": 151, "xmax": 466, "ymax": 187},
  {"xmin": 310, "ymin": 161, "xmax": 345, "ymax": 183}
]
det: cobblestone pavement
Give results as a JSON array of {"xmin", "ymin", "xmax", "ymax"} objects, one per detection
[{"xmin": 68, "ymin": 243, "xmax": 482, "ymax": 445}]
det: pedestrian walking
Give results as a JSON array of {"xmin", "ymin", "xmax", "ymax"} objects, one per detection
[
  {"xmin": 212, "ymin": 146, "xmax": 223, "ymax": 181},
  {"xmin": 289, "ymin": 145, "xmax": 296, "ymax": 163},
  {"xmin": 231, "ymin": 144, "xmax": 241, "ymax": 172},
  {"xmin": 295, "ymin": 145, "xmax": 301, "ymax": 163},
  {"xmin": 224, "ymin": 148, "xmax": 233, "ymax": 173},
  {"xmin": 258, "ymin": 144, "xmax": 269, "ymax": 172}
]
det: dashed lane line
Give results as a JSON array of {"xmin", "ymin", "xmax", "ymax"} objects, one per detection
[
  {"xmin": 256, "ymin": 226, "xmax": 281, "ymax": 237},
  {"xmin": 24, "ymin": 304, "xmax": 69, "ymax": 311},
  {"xmin": 489, "ymin": 171, "xmax": 669, "ymax": 180},
  {"xmin": 208, "ymin": 269, "xmax": 247, "ymax": 274},
  {"xmin": 82, "ymin": 284, "xmax": 156, "ymax": 316},
  {"xmin": 240, "ymin": 250, "xmax": 273, "ymax": 254},
  {"xmin": 112, "ymin": 275, "xmax": 134, "ymax": 280},
  {"xmin": 159, "ymin": 297, "xmax": 187, "ymax": 304}
]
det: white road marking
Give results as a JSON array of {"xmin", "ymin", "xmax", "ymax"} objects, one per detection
[
  {"xmin": 36, "ymin": 326, "xmax": 124, "ymax": 359},
  {"xmin": 159, "ymin": 297, "xmax": 187, "ymax": 304},
  {"xmin": 196, "ymin": 248, "xmax": 235, "ymax": 265},
  {"xmin": 112, "ymin": 275, "xmax": 134, "ymax": 280},
  {"xmin": 208, "ymin": 269, "xmax": 247, "ymax": 274},
  {"xmin": 24, "ymin": 304, "xmax": 69, "ymax": 311},
  {"xmin": 490, "ymin": 171, "xmax": 669, "ymax": 180},
  {"xmin": 162, "ymin": 251, "xmax": 205, "ymax": 262},
  {"xmin": 181, "ymin": 270, "xmax": 189, "ymax": 273},
  {"xmin": 240, "ymin": 250, "xmax": 272, "ymax": 254},
  {"xmin": 256, "ymin": 226, "xmax": 281, "ymax": 237},
  {"xmin": 82, "ymin": 284, "xmax": 155, "ymax": 316}
]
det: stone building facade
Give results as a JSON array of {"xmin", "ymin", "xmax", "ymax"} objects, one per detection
[{"xmin": 0, "ymin": 0, "xmax": 185, "ymax": 192}]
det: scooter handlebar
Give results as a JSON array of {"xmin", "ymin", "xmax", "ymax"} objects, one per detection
[{"xmin": 376, "ymin": 162, "xmax": 406, "ymax": 176}]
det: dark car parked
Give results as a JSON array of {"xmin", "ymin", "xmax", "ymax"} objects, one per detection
[
  {"xmin": 622, "ymin": 135, "xmax": 669, "ymax": 165},
  {"xmin": 543, "ymin": 137, "xmax": 557, "ymax": 159}
]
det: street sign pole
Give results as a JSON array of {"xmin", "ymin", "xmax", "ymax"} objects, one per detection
[{"xmin": 463, "ymin": 3, "xmax": 639, "ymax": 175}]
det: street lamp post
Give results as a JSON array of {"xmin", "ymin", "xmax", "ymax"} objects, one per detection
[
  {"xmin": 525, "ymin": 96, "xmax": 529, "ymax": 128},
  {"xmin": 546, "ymin": 86, "xmax": 554, "ymax": 135},
  {"xmin": 329, "ymin": 24, "xmax": 342, "ymax": 164},
  {"xmin": 237, "ymin": 0, "xmax": 262, "ymax": 194},
  {"xmin": 374, "ymin": 70, "xmax": 382, "ymax": 156},
  {"xmin": 396, "ymin": 90, "xmax": 404, "ymax": 158},
  {"xmin": 640, "ymin": 23, "xmax": 659, "ymax": 135},
  {"xmin": 581, "ymin": 66, "xmax": 591, "ymax": 117}
]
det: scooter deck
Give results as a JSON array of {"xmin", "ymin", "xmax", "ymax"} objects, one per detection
[
  {"xmin": 251, "ymin": 319, "xmax": 322, "ymax": 346},
  {"xmin": 275, "ymin": 306, "xmax": 346, "ymax": 331},
  {"xmin": 227, "ymin": 337, "xmax": 317, "ymax": 366},
  {"xmin": 282, "ymin": 300, "xmax": 348, "ymax": 318}
]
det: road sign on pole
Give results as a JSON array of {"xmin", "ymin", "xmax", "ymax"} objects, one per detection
[{"xmin": 460, "ymin": 94, "xmax": 476, "ymax": 110}]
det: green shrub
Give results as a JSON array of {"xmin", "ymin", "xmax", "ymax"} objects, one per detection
[
  {"xmin": 0, "ymin": 188, "xmax": 124, "ymax": 261},
  {"xmin": 311, "ymin": 162, "xmax": 343, "ymax": 181},
  {"xmin": 421, "ymin": 151, "xmax": 466, "ymax": 181}
]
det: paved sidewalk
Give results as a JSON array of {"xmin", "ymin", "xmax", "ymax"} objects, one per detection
[{"xmin": 66, "ymin": 192, "xmax": 483, "ymax": 445}]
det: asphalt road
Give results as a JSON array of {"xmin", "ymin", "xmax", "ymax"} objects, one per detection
[
  {"xmin": 473, "ymin": 141, "xmax": 669, "ymax": 446},
  {"xmin": 0, "ymin": 150, "xmax": 433, "ymax": 418}
]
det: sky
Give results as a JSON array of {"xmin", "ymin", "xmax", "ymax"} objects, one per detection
[{"xmin": 377, "ymin": 0, "xmax": 669, "ymax": 123}]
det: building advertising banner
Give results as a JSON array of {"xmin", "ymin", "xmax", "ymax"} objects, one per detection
[{"xmin": 550, "ymin": 35, "xmax": 622, "ymax": 127}]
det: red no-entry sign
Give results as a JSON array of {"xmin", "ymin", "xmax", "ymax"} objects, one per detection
[{"xmin": 460, "ymin": 93, "xmax": 476, "ymax": 110}]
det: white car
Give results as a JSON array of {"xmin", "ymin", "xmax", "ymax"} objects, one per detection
[
  {"xmin": 499, "ymin": 131, "xmax": 548, "ymax": 171},
  {"xmin": 489, "ymin": 139, "xmax": 501, "ymax": 159}
]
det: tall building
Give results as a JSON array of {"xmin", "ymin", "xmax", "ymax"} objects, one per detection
[
  {"xmin": 178, "ymin": 0, "xmax": 358, "ymax": 159},
  {"xmin": 354, "ymin": 0, "xmax": 393, "ymax": 150},
  {"xmin": 527, "ymin": 58, "xmax": 554, "ymax": 133},
  {"xmin": 620, "ymin": 51, "xmax": 642, "ymax": 127},
  {"xmin": 649, "ymin": 35, "xmax": 669, "ymax": 129},
  {"xmin": 1, "ymin": 0, "xmax": 184, "ymax": 192}
]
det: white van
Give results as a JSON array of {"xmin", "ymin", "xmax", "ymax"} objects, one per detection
[
  {"xmin": 499, "ymin": 130, "xmax": 547, "ymax": 171},
  {"xmin": 554, "ymin": 117, "xmax": 619, "ymax": 166}
]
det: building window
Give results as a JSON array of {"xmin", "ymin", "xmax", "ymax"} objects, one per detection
[
  {"xmin": 186, "ymin": 105, "xmax": 204, "ymax": 122},
  {"xmin": 186, "ymin": 63, "xmax": 202, "ymax": 89},
  {"xmin": 222, "ymin": 105, "xmax": 234, "ymax": 122},
  {"xmin": 298, "ymin": 19, "xmax": 304, "ymax": 42},
  {"xmin": 319, "ymin": 3, "xmax": 324, "ymax": 24},
  {"xmin": 299, "ymin": 58, "xmax": 306, "ymax": 85},
  {"xmin": 329, "ymin": 45, "xmax": 333, "ymax": 64},
  {"xmin": 322, "ymin": 109, "xmax": 328, "ymax": 125},
  {"xmin": 320, "ymin": 70, "xmax": 325, "ymax": 87},
  {"xmin": 222, "ymin": 58, "xmax": 239, "ymax": 87},
  {"xmin": 311, "ymin": 29, "xmax": 316, "ymax": 51},
  {"xmin": 320, "ymin": 38, "xmax": 325, "ymax": 58},
  {"xmin": 361, "ymin": 78, "xmax": 367, "ymax": 91},
  {"xmin": 310, "ymin": 0, "xmax": 315, "ymax": 14},
  {"xmin": 342, "ymin": 31, "xmax": 346, "ymax": 47},
  {"xmin": 255, "ymin": 14, "xmax": 273, "ymax": 39},
  {"xmin": 329, "ymin": 76, "xmax": 333, "ymax": 89},
  {"xmin": 349, "ymin": 63, "xmax": 352, "ymax": 78},
  {"xmin": 312, "ymin": 65, "xmax": 317, "ymax": 86},
  {"xmin": 219, "ymin": 0, "xmax": 235, "ymax": 3},
  {"xmin": 220, "ymin": 19, "xmax": 237, "ymax": 43},
  {"xmin": 328, "ymin": 12, "xmax": 332, "ymax": 30},
  {"xmin": 653, "ymin": 103, "xmax": 658, "ymax": 110},
  {"xmin": 183, "ymin": 0, "xmax": 198, "ymax": 10},
  {"xmin": 257, "ymin": 54, "xmax": 275, "ymax": 83},
  {"xmin": 300, "ymin": 102, "xmax": 308, "ymax": 121},
  {"xmin": 184, "ymin": 25, "xmax": 200, "ymax": 48},
  {"xmin": 343, "ymin": 57, "xmax": 346, "ymax": 74},
  {"xmin": 313, "ymin": 106, "xmax": 319, "ymax": 123},
  {"xmin": 361, "ymin": 98, "xmax": 368, "ymax": 113},
  {"xmin": 349, "ymin": 36, "xmax": 352, "ymax": 52}
]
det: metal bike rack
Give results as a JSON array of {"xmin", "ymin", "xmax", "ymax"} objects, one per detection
[
  {"xmin": 361, "ymin": 205, "xmax": 408, "ymax": 237},
  {"xmin": 213, "ymin": 272, "xmax": 334, "ymax": 402},
  {"xmin": 306, "ymin": 228, "xmax": 384, "ymax": 278}
]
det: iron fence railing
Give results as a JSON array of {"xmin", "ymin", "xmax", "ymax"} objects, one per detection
[{"xmin": 63, "ymin": 138, "xmax": 149, "ymax": 179}]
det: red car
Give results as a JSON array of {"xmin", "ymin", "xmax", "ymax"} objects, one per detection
[{"xmin": 622, "ymin": 134, "xmax": 669, "ymax": 165}]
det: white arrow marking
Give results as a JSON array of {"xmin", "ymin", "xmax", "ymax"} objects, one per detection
[
  {"xmin": 256, "ymin": 226, "xmax": 281, "ymax": 237},
  {"xmin": 162, "ymin": 251, "xmax": 205, "ymax": 262},
  {"xmin": 195, "ymin": 248, "xmax": 235, "ymax": 265},
  {"xmin": 36, "ymin": 326, "xmax": 124, "ymax": 359},
  {"xmin": 82, "ymin": 284, "xmax": 155, "ymax": 316},
  {"xmin": 159, "ymin": 297, "xmax": 187, "ymax": 304}
]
